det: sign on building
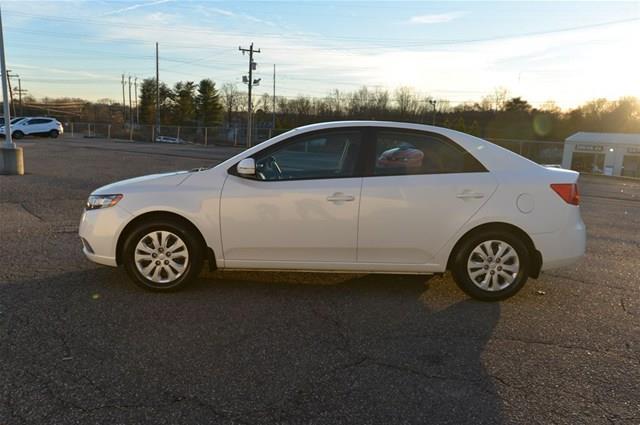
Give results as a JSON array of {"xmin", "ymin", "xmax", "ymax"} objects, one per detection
[{"xmin": 575, "ymin": 144, "xmax": 604, "ymax": 152}]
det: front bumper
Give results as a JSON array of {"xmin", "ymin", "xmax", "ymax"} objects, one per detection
[{"xmin": 78, "ymin": 205, "xmax": 132, "ymax": 267}]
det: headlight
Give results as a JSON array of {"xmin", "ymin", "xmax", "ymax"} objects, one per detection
[{"xmin": 86, "ymin": 194, "xmax": 123, "ymax": 210}]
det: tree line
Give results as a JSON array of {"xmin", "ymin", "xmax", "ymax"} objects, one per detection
[
  {"xmin": 137, "ymin": 78, "xmax": 223, "ymax": 127},
  {"xmin": 14, "ymin": 82, "xmax": 640, "ymax": 141}
]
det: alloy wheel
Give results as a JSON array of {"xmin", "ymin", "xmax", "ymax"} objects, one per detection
[
  {"xmin": 134, "ymin": 230, "xmax": 189, "ymax": 284},
  {"xmin": 466, "ymin": 240, "xmax": 520, "ymax": 292}
]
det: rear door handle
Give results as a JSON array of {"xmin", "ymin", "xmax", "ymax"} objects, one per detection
[
  {"xmin": 327, "ymin": 192, "xmax": 355, "ymax": 202},
  {"xmin": 456, "ymin": 191, "xmax": 485, "ymax": 199}
]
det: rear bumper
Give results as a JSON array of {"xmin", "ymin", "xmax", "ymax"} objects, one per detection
[{"xmin": 532, "ymin": 209, "xmax": 586, "ymax": 271}]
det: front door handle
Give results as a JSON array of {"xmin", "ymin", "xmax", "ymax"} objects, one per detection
[
  {"xmin": 456, "ymin": 191, "xmax": 485, "ymax": 199},
  {"xmin": 327, "ymin": 192, "xmax": 355, "ymax": 202}
]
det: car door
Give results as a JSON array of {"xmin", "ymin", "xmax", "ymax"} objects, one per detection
[
  {"xmin": 24, "ymin": 118, "xmax": 45, "ymax": 135},
  {"xmin": 357, "ymin": 128, "xmax": 498, "ymax": 267},
  {"xmin": 220, "ymin": 128, "xmax": 364, "ymax": 268},
  {"xmin": 39, "ymin": 119, "xmax": 54, "ymax": 134},
  {"xmin": 16, "ymin": 119, "xmax": 32, "ymax": 134}
]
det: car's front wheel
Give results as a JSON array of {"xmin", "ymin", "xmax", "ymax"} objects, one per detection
[
  {"xmin": 12, "ymin": 130, "xmax": 24, "ymax": 139},
  {"xmin": 122, "ymin": 220, "xmax": 204, "ymax": 291},
  {"xmin": 451, "ymin": 230, "xmax": 530, "ymax": 301},
  {"xmin": 49, "ymin": 129, "xmax": 59, "ymax": 138}
]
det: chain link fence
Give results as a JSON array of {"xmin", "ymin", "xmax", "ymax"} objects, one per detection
[
  {"xmin": 62, "ymin": 122, "xmax": 289, "ymax": 147},
  {"xmin": 61, "ymin": 122, "xmax": 564, "ymax": 164}
]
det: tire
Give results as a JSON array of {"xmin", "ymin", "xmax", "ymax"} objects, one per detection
[
  {"xmin": 122, "ymin": 219, "xmax": 204, "ymax": 292},
  {"xmin": 49, "ymin": 129, "xmax": 59, "ymax": 138},
  {"xmin": 451, "ymin": 230, "xmax": 530, "ymax": 301},
  {"xmin": 12, "ymin": 130, "xmax": 24, "ymax": 139}
]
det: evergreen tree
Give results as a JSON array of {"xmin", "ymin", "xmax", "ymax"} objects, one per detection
[
  {"xmin": 138, "ymin": 78, "xmax": 171, "ymax": 125},
  {"xmin": 171, "ymin": 81, "xmax": 197, "ymax": 125},
  {"xmin": 196, "ymin": 79, "xmax": 223, "ymax": 126}
]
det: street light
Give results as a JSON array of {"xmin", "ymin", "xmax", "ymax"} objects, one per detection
[{"xmin": 428, "ymin": 99, "xmax": 437, "ymax": 126}]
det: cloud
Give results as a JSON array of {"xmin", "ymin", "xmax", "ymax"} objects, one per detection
[
  {"xmin": 409, "ymin": 12, "xmax": 465, "ymax": 25},
  {"xmin": 240, "ymin": 13, "xmax": 276, "ymax": 27},
  {"xmin": 11, "ymin": 63, "xmax": 117, "ymax": 81},
  {"xmin": 21, "ymin": 5, "xmax": 637, "ymax": 107},
  {"xmin": 101, "ymin": 0, "xmax": 171, "ymax": 17},
  {"xmin": 209, "ymin": 7, "xmax": 234, "ymax": 17}
]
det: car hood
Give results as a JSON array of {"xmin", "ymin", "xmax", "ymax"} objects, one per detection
[{"xmin": 93, "ymin": 171, "xmax": 193, "ymax": 195}]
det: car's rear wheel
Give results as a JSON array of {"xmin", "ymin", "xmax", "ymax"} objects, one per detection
[
  {"xmin": 12, "ymin": 130, "xmax": 24, "ymax": 139},
  {"xmin": 122, "ymin": 220, "xmax": 204, "ymax": 291},
  {"xmin": 451, "ymin": 231, "xmax": 529, "ymax": 301},
  {"xmin": 49, "ymin": 129, "xmax": 59, "ymax": 138}
]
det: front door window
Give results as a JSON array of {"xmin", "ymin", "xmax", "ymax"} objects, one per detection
[{"xmin": 254, "ymin": 130, "xmax": 362, "ymax": 181}]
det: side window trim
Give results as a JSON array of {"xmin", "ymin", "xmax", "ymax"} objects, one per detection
[
  {"xmin": 365, "ymin": 127, "xmax": 488, "ymax": 177},
  {"xmin": 229, "ymin": 127, "xmax": 368, "ymax": 181}
]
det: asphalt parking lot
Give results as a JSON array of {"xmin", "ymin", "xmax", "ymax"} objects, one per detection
[{"xmin": 1, "ymin": 137, "xmax": 639, "ymax": 424}]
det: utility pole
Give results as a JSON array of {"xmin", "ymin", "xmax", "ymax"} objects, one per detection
[
  {"xmin": 0, "ymin": 6, "xmax": 13, "ymax": 148},
  {"xmin": 8, "ymin": 71, "xmax": 23, "ymax": 116},
  {"xmin": 134, "ymin": 76, "xmax": 139, "ymax": 125},
  {"xmin": 6, "ymin": 69, "xmax": 15, "ymax": 116},
  {"xmin": 16, "ymin": 77, "xmax": 26, "ymax": 116},
  {"xmin": 128, "ymin": 75, "xmax": 132, "ymax": 128},
  {"xmin": 155, "ymin": 42, "xmax": 160, "ymax": 138},
  {"xmin": 272, "ymin": 64, "xmax": 276, "ymax": 131},
  {"xmin": 239, "ymin": 42, "xmax": 260, "ymax": 147},
  {"xmin": 428, "ymin": 99, "xmax": 437, "ymax": 126},
  {"xmin": 0, "ymin": 4, "xmax": 24, "ymax": 176},
  {"xmin": 121, "ymin": 74, "xmax": 126, "ymax": 124}
]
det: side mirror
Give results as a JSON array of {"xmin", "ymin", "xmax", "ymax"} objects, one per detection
[{"xmin": 236, "ymin": 158, "xmax": 256, "ymax": 176}]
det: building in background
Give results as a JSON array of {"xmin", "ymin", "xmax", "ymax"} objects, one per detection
[{"xmin": 562, "ymin": 132, "xmax": 640, "ymax": 178}]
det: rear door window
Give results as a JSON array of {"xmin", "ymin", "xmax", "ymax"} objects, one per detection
[{"xmin": 372, "ymin": 129, "xmax": 486, "ymax": 176}]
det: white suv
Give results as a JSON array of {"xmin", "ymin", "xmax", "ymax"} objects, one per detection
[{"xmin": 0, "ymin": 117, "xmax": 64, "ymax": 139}]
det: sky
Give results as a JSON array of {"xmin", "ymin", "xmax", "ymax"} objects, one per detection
[{"xmin": 2, "ymin": 0, "xmax": 639, "ymax": 109}]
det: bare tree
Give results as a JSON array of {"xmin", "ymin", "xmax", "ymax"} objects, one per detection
[
  {"xmin": 348, "ymin": 86, "xmax": 371, "ymax": 116},
  {"xmin": 539, "ymin": 100, "xmax": 561, "ymax": 114},
  {"xmin": 326, "ymin": 89, "xmax": 344, "ymax": 116},
  {"xmin": 221, "ymin": 83, "xmax": 241, "ymax": 124},
  {"xmin": 371, "ymin": 88, "xmax": 390, "ymax": 115},
  {"xmin": 257, "ymin": 92, "xmax": 271, "ymax": 113},
  {"xmin": 492, "ymin": 87, "xmax": 509, "ymax": 111},
  {"xmin": 395, "ymin": 86, "xmax": 418, "ymax": 117},
  {"xmin": 478, "ymin": 95, "xmax": 494, "ymax": 111}
]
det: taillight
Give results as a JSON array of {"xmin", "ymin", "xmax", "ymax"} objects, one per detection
[{"xmin": 550, "ymin": 183, "xmax": 579, "ymax": 205}]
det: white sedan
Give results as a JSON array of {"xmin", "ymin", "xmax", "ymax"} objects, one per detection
[{"xmin": 79, "ymin": 121, "xmax": 586, "ymax": 300}]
